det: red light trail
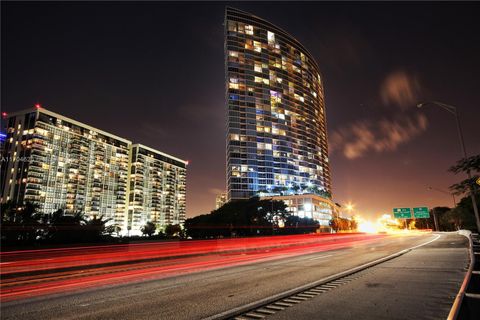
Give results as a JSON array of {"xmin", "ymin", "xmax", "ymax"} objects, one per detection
[{"xmin": 1, "ymin": 234, "xmax": 389, "ymax": 302}]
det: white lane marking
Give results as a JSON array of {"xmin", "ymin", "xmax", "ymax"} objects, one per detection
[
  {"xmin": 406, "ymin": 234, "xmax": 441, "ymax": 251},
  {"xmin": 203, "ymin": 233, "xmax": 442, "ymax": 320},
  {"xmin": 309, "ymin": 254, "xmax": 333, "ymax": 261}
]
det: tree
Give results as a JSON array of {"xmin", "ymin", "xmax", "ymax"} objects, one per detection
[
  {"xmin": 185, "ymin": 197, "xmax": 290, "ymax": 238},
  {"xmin": 448, "ymin": 154, "xmax": 479, "ymax": 198},
  {"xmin": 0, "ymin": 201, "xmax": 43, "ymax": 244},
  {"xmin": 448, "ymin": 154, "xmax": 479, "ymax": 232},
  {"xmin": 349, "ymin": 218, "xmax": 358, "ymax": 231},
  {"xmin": 105, "ymin": 224, "xmax": 122, "ymax": 237},
  {"xmin": 84, "ymin": 215, "xmax": 111, "ymax": 241},
  {"xmin": 282, "ymin": 215, "xmax": 319, "ymax": 234},
  {"xmin": 440, "ymin": 195, "xmax": 479, "ymax": 231},
  {"xmin": 414, "ymin": 207, "xmax": 450, "ymax": 230},
  {"xmin": 141, "ymin": 221, "xmax": 156, "ymax": 237},
  {"xmin": 47, "ymin": 210, "xmax": 86, "ymax": 243},
  {"xmin": 1, "ymin": 200, "xmax": 17, "ymax": 222},
  {"xmin": 15, "ymin": 202, "xmax": 42, "ymax": 243},
  {"xmin": 165, "ymin": 224, "xmax": 182, "ymax": 238},
  {"xmin": 329, "ymin": 216, "xmax": 353, "ymax": 232}
]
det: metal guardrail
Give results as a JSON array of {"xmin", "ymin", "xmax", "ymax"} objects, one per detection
[{"xmin": 448, "ymin": 231, "xmax": 480, "ymax": 319}]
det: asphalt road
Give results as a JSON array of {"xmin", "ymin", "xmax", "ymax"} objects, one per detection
[
  {"xmin": 1, "ymin": 232, "xmax": 468, "ymax": 320},
  {"xmin": 269, "ymin": 232, "xmax": 469, "ymax": 320}
]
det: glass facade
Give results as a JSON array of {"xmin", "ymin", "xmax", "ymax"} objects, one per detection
[
  {"xmin": 0, "ymin": 108, "xmax": 187, "ymax": 234},
  {"xmin": 128, "ymin": 144, "xmax": 187, "ymax": 235},
  {"xmin": 225, "ymin": 7, "xmax": 332, "ymax": 202},
  {"xmin": 272, "ymin": 194, "xmax": 335, "ymax": 227}
]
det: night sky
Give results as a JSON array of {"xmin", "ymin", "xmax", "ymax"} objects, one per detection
[{"xmin": 2, "ymin": 1, "xmax": 479, "ymax": 219}]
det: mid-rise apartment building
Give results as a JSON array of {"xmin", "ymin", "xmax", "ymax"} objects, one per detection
[
  {"xmin": 128, "ymin": 144, "xmax": 187, "ymax": 235},
  {"xmin": 0, "ymin": 107, "xmax": 187, "ymax": 235}
]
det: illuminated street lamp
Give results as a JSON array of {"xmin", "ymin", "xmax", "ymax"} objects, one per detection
[
  {"xmin": 345, "ymin": 202, "xmax": 355, "ymax": 213},
  {"xmin": 417, "ymin": 101, "xmax": 480, "ymax": 232}
]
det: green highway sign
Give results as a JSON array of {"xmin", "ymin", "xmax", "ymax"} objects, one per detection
[
  {"xmin": 413, "ymin": 207, "xmax": 430, "ymax": 218},
  {"xmin": 393, "ymin": 207, "xmax": 412, "ymax": 219}
]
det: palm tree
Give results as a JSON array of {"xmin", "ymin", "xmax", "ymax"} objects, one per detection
[
  {"xmin": 84, "ymin": 215, "xmax": 112, "ymax": 241},
  {"xmin": 48, "ymin": 210, "xmax": 86, "ymax": 243}
]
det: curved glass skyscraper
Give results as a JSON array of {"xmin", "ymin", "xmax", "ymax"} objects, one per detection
[{"xmin": 225, "ymin": 7, "xmax": 332, "ymax": 212}]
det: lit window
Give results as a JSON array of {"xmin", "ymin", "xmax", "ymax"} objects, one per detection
[
  {"xmin": 228, "ymin": 21, "xmax": 237, "ymax": 32},
  {"xmin": 267, "ymin": 31, "xmax": 275, "ymax": 45},
  {"xmin": 245, "ymin": 25, "xmax": 254, "ymax": 35},
  {"xmin": 238, "ymin": 23, "xmax": 245, "ymax": 34},
  {"xmin": 229, "ymin": 77, "xmax": 239, "ymax": 89},
  {"xmin": 253, "ymin": 41, "xmax": 262, "ymax": 53},
  {"xmin": 289, "ymin": 82, "xmax": 295, "ymax": 94},
  {"xmin": 269, "ymin": 70, "xmax": 276, "ymax": 82},
  {"xmin": 254, "ymin": 62, "xmax": 262, "ymax": 73}
]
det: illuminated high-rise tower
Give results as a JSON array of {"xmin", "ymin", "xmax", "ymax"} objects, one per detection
[{"xmin": 225, "ymin": 8, "xmax": 333, "ymax": 225}]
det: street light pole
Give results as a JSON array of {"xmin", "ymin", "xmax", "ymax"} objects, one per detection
[{"xmin": 418, "ymin": 101, "xmax": 480, "ymax": 232}]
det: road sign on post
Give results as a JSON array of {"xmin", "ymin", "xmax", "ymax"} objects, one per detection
[
  {"xmin": 393, "ymin": 207, "xmax": 412, "ymax": 219},
  {"xmin": 413, "ymin": 207, "xmax": 430, "ymax": 218}
]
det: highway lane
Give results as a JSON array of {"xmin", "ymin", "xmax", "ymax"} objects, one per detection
[
  {"xmin": 0, "ymin": 233, "xmax": 384, "ymax": 275},
  {"xmin": 268, "ymin": 232, "xmax": 469, "ymax": 320},
  {"xmin": 0, "ymin": 233, "xmax": 389, "ymax": 300},
  {"xmin": 0, "ymin": 232, "xmax": 460, "ymax": 320}
]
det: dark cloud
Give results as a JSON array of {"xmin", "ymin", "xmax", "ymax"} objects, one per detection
[
  {"xmin": 380, "ymin": 71, "xmax": 421, "ymax": 109},
  {"xmin": 330, "ymin": 113, "xmax": 428, "ymax": 159}
]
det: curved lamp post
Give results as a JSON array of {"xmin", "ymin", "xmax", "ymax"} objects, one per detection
[{"xmin": 417, "ymin": 101, "xmax": 480, "ymax": 231}]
